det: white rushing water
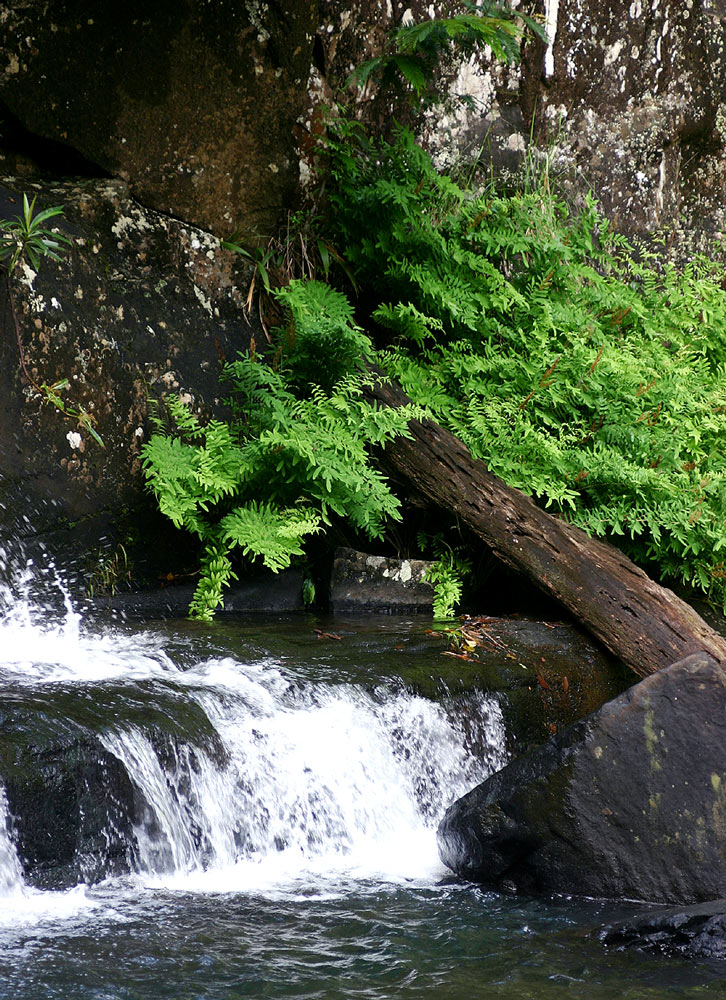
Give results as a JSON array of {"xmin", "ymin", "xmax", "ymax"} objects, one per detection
[
  {"xmin": 102, "ymin": 665, "xmax": 506, "ymax": 894},
  {"xmin": 0, "ymin": 554, "xmax": 507, "ymax": 908},
  {"xmin": 0, "ymin": 788, "xmax": 24, "ymax": 897}
]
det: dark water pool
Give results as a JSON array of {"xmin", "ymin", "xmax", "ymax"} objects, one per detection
[{"xmin": 1, "ymin": 879, "xmax": 724, "ymax": 999}]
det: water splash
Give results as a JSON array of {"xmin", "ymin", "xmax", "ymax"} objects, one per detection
[
  {"xmin": 0, "ymin": 545, "xmax": 507, "ymax": 902},
  {"xmin": 0, "ymin": 788, "xmax": 24, "ymax": 897},
  {"xmin": 0, "ymin": 554, "xmax": 179, "ymax": 684},
  {"xmin": 102, "ymin": 660, "xmax": 507, "ymax": 893}
]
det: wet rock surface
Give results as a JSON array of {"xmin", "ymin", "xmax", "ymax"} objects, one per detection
[
  {"xmin": 0, "ymin": 0, "xmax": 318, "ymax": 238},
  {"xmin": 101, "ymin": 568, "xmax": 307, "ymax": 618},
  {"xmin": 0, "ymin": 696, "xmax": 138, "ymax": 888},
  {"xmin": 438, "ymin": 652, "xmax": 726, "ymax": 904},
  {"xmin": 599, "ymin": 899, "xmax": 726, "ymax": 961},
  {"xmin": 524, "ymin": 0, "xmax": 726, "ymax": 253},
  {"xmin": 441, "ymin": 617, "xmax": 631, "ymax": 753},
  {"xmin": 330, "ymin": 547, "xmax": 435, "ymax": 613},
  {"xmin": 0, "ymin": 682, "xmax": 223, "ymax": 889},
  {"xmin": 3, "ymin": 734, "xmax": 137, "ymax": 890}
]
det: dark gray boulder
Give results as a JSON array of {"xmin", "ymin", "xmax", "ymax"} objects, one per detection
[
  {"xmin": 0, "ymin": 692, "xmax": 139, "ymax": 888},
  {"xmin": 438, "ymin": 652, "xmax": 726, "ymax": 904},
  {"xmin": 0, "ymin": 681, "xmax": 223, "ymax": 888},
  {"xmin": 3, "ymin": 734, "xmax": 138, "ymax": 890},
  {"xmin": 330, "ymin": 547, "xmax": 434, "ymax": 614},
  {"xmin": 599, "ymin": 899, "xmax": 726, "ymax": 961},
  {"xmin": 0, "ymin": 176, "xmax": 256, "ymax": 583}
]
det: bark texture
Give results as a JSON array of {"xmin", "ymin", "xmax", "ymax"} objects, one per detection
[{"xmin": 370, "ymin": 375, "xmax": 726, "ymax": 678}]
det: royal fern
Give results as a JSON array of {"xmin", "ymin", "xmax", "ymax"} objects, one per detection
[
  {"xmin": 142, "ymin": 282, "xmax": 422, "ymax": 619},
  {"xmin": 321, "ymin": 121, "xmax": 726, "ymax": 611}
]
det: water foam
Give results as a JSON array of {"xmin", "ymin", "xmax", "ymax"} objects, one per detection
[
  {"xmin": 0, "ymin": 547, "xmax": 507, "ymax": 903},
  {"xmin": 103, "ymin": 660, "xmax": 507, "ymax": 894}
]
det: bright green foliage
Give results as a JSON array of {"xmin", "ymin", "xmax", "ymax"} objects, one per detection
[
  {"xmin": 419, "ymin": 536, "xmax": 473, "ymax": 619},
  {"xmin": 0, "ymin": 193, "xmax": 70, "ymax": 273},
  {"xmin": 349, "ymin": 1, "xmax": 544, "ymax": 104},
  {"xmin": 141, "ymin": 282, "xmax": 422, "ymax": 620},
  {"xmin": 273, "ymin": 279, "xmax": 371, "ymax": 391},
  {"xmin": 323, "ymin": 122, "xmax": 726, "ymax": 609}
]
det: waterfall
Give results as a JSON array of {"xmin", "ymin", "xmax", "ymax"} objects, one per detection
[
  {"xmin": 0, "ymin": 788, "xmax": 23, "ymax": 898},
  {"xmin": 0, "ymin": 550, "xmax": 507, "ymax": 898},
  {"xmin": 100, "ymin": 663, "xmax": 506, "ymax": 890}
]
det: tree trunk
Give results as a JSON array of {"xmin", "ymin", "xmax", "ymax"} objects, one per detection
[{"xmin": 370, "ymin": 373, "xmax": 726, "ymax": 678}]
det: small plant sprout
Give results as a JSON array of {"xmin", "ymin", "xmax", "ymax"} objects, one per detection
[
  {"xmin": 0, "ymin": 193, "xmax": 71, "ymax": 274},
  {"xmin": 1, "ymin": 194, "xmax": 104, "ymax": 448}
]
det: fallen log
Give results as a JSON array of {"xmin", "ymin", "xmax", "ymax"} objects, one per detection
[{"xmin": 369, "ymin": 373, "xmax": 726, "ymax": 678}]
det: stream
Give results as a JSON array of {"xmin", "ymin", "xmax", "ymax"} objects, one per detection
[{"xmin": 0, "ymin": 553, "xmax": 724, "ymax": 998}]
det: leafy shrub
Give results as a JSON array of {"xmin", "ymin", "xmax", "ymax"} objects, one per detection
[
  {"xmin": 273, "ymin": 279, "xmax": 371, "ymax": 391},
  {"xmin": 143, "ymin": 5, "xmax": 726, "ymax": 618},
  {"xmin": 141, "ymin": 282, "xmax": 422, "ymax": 619},
  {"xmin": 322, "ymin": 121, "xmax": 726, "ymax": 609}
]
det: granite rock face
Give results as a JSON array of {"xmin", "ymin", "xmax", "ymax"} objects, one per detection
[
  {"xmin": 524, "ymin": 0, "xmax": 726, "ymax": 253},
  {"xmin": 330, "ymin": 547, "xmax": 435, "ymax": 613},
  {"xmin": 0, "ymin": 177, "xmax": 256, "ymax": 577},
  {"xmin": 0, "ymin": 0, "xmax": 319, "ymax": 239},
  {"xmin": 1, "ymin": 0, "xmax": 725, "ymax": 579},
  {"xmin": 438, "ymin": 652, "xmax": 726, "ymax": 904},
  {"xmin": 2, "ymin": 1, "xmax": 725, "ymax": 253}
]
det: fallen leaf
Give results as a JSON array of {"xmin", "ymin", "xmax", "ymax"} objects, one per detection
[
  {"xmin": 562, "ymin": 676, "xmax": 569, "ymax": 693},
  {"xmin": 536, "ymin": 673, "xmax": 550, "ymax": 690}
]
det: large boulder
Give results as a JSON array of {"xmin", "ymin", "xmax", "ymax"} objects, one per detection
[
  {"xmin": 0, "ymin": 0, "xmax": 490, "ymax": 241},
  {"xmin": 0, "ymin": 177, "xmax": 256, "ymax": 581},
  {"xmin": 438, "ymin": 652, "xmax": 726, "ymax": 904},
  {"xmin": 0, "ymin": 680, "xmax": 223, "ymax": 888},
  {"xmin": 0, "ymin": 0, "xmax": 318, "ymax": 239},
  {"xmin": 1, "ymin": 1, "xmax": 725, "ymax": 593},
  {"xmin": 524, "ymin": 0, "xmax": 726, "ymax": 254},
  {"xmin": 2, "ymin": 1, "xmax": 725, "ymax": 256}
]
